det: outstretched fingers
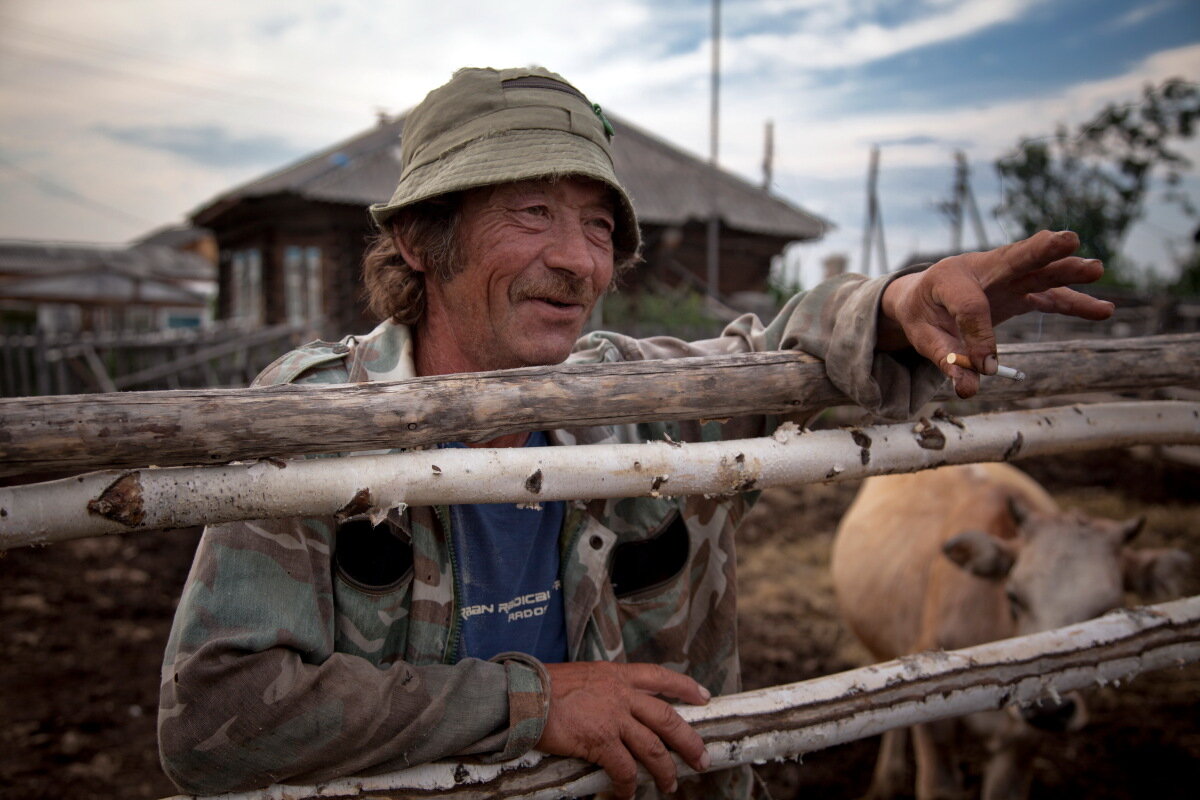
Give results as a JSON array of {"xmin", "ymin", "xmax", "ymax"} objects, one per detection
[
  {"xmin": 1022, "ymin": 285, "xmax": 1115, "ymax": 320},
  {"xmin": 985, "ymin": 230, "xmax": 1081, "ymax": 282},
  {"xmin": 879, "ymin": 229, "xmax": 1112, "ymax": 398}
]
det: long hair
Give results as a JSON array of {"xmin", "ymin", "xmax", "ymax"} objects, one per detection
[{"xmin": 361, "ymin": 195, "xmax": 463, "ymax": 326}]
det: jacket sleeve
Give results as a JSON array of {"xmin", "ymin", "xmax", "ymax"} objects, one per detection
[
  {"xmin": 158, "ymin": 513, "xmax": 549, "ymax": 795},
  {"xmin": 575, "ymin": 268, "xmax": 944, "ymax": 421},
  {"xmin": 158, "ymin": 340, "xmax": 550, "ymax": 795}
]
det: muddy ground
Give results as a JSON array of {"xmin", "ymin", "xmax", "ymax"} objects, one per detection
[{"xmin": 1, "ymin": 448, "xmax": 1197, "ymax": 799}]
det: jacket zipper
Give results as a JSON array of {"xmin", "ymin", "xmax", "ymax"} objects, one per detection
[
  {"xmin": 559, "ymin": 504, "xmax": 591, "ymax": 661},
  {"xmin": 434, "ymin": 504, "xmax": 463, "ymax": 664}
]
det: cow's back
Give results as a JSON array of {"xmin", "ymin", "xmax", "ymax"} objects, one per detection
[{"xmin": 831, "ymin": 463, "xmax": 1056, "ymax": 661}]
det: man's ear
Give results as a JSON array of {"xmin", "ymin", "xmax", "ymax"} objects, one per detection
[{"xmin": 392, "ymin": 231, "xmax": 425, "ymax": 273}]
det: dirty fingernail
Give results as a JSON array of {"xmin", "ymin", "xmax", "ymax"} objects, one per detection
[
  {"xmin": 698, "ymin": 685, "xmax": 711, "ymax": 702},
  {"xmin": 984, "ymin": 354, "xmax": 998, "ymax": 375}
]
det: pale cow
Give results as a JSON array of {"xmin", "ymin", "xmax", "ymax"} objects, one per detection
[{"xmin": 830, "ymin": 461, "xmax": 1192, "ymax": 800}]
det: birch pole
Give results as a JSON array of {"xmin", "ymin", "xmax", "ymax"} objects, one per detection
[
  {"xmin": 164, "ymin": 595, "xmax": 1200, "ymax": 800},
  {"xmin": 1, "ymin": 333, "xmax": 1197, "ymax": 479},
  {"xmin": 3, "ymin": 401, "xmax": 1197, "ymax": 548}
]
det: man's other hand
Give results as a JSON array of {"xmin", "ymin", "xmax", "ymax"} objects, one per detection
[
  {"xmin": 878, "ymin": 230, "xmax": 1115, "ymax": 397},
  {"xmin": 536, "ymin": 661, "xmax": 712, "ymax": 798}
]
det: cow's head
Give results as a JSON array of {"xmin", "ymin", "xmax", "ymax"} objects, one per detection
[
  {"xmin": 942, "ymin": 496, "xmax": 1194, "ymax": 634},
  {"xmin": 941, "ymin": 495, "xmax": 1193, "ymax": 731}
]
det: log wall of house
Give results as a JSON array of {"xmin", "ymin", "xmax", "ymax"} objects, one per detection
[
  {"xmin": 634, "ymin": 220, "xmax": 790, "ymax": 297},
  {"xmin": 207, "ymin": 195, "xmax": 378, "ymax": 339}
]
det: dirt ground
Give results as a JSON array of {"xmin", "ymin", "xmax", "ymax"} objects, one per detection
[{"xmin": 1, "ymin": 448, "xmax": 1197, "ymax": 799}]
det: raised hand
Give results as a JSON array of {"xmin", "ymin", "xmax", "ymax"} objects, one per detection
[{"xmin": 878, "ymin": 230, "xmax": 1114, "ymax": 397}]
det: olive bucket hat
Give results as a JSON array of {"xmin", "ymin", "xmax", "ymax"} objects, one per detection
[{"xmin": 369, "ymin": 66, "xmax": 640, "ymax": 257}]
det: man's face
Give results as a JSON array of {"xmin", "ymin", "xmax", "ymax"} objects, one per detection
[{"xmin": 419, "ymin": 177, "xmax": 617, "ymax": 373}]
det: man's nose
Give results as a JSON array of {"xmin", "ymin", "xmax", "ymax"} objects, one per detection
[{"xmin": 543, "ymin": 219, "xmax": 598, "ymax": 278}]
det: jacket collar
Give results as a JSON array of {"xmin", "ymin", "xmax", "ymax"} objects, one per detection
[{"xmin": 349, "ymin": 319, "xmax": 617, "ymax": 446}]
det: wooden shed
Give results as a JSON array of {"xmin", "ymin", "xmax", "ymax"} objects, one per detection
[
  {"xmin": 0, "ymin": 240, "xmax": 215, "ymax": 334},
  {"xmin": 192, "ymin": 111, "xmax": 830, "ymax": 337}
]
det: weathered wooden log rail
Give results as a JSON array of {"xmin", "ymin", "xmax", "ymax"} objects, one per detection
[
  {"xmin": 1, "ymin": 333, "xmax": 1197, "ymax": 479},
  {"xmin": 3, "ymin": 400, "xmax": 1197, "ymax": 548},
  {"xmin": 164, "ymin": 595, "xmax": 1200, "ymax": 800}
]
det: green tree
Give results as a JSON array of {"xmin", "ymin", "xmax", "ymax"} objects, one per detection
[{"xmin": 994, "ymin": 78, "xmax": 1199, "ymax": 286}]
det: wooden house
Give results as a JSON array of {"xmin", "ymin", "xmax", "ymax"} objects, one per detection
[
  {"xmin": 0, "ymin": 239, "xmax": 216, "ymax": 334},
  {"xmin": 192, "ymin": 111, "xmax": 830, "ymax": 337}
]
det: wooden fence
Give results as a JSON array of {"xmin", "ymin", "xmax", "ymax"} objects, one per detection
[
  {"xmin": 3, "ymin": 399, "xmax": 1197, "ymax": 548},
  {"xmin": 0, "ymin": 321, "xmax": 311, "ymax": 397},
  {"xmin": 1, "ymin": 333, "xmax": 1198, "ymax": 799},
  {"xmin": 161, "ymin": 596, "xmax": 1200, "ymax": 800}
]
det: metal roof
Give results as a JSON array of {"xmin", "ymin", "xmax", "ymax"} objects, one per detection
[
  {"xmin": 0, "ymin": 241, "xmax": 216, "ymax": 283},
  {"xmin": 0, "ymin": 269, "xmax": 209, "ymax": 307},
  {"xmin": 193, "ymin": 112, "xmax": 831, "ymax": 241}
]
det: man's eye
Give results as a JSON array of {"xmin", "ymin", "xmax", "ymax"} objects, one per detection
[{"xmin": 520, "ymin": 205, "xmax": 550, "ymax": 217}]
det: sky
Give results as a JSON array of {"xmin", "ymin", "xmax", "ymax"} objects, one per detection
[{"xmin": 1, "ymin": 0, "xmax": 1198, "ymax": 289}]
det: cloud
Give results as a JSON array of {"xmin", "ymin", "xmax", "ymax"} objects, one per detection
[
  {"xmin": 727, "ymin": 0, "xmax": 1041, "ymax": 72},
  {"xmin": 1103, "ymin": 0, "xmax": 1176, "ymax": 33},
  {"xmin": 0, "ymin": 0, "xmax": 1194, "ymax": 260},
  {"xmin": 92, "ymin": 124, "xmax": 305, "ymax": 168},
  {"xmin": 871, "ymin": 134, "xmax": 973, "ymax": 148},
  {"xmin": 776, "ymin": 42, "xmax": 1200, "ymax": 278}
]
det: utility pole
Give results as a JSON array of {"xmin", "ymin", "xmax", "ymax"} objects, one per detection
[
  {"xmin": 706, "ymin": 0, "xmax": 721, "ymax": 301},
  {"xmin": 946, "ymin": 150, "xmax": 989, "ymax": 252},
  {"xmin": 861, "ymin": 145, "xmax": 888, "ymax": 277},
  {"xmin": 762, "ymin": 119, "xmax": 774, "ymax": 191}
]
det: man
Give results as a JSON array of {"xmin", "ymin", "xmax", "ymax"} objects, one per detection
[{"xmin": 158, "ymin": 67, "xmax": 1112, "ymax": 799}]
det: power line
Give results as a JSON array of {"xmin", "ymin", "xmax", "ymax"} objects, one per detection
[
  {"xmin": 0, "ymin": 153, "xmax": 158, "ymax": 228},
  {"xmin": 0, "ymin": 13, "xmax": 367, "ymax": 100},
  {"xmin": 0, "ymin": 14, "xmax": 383, "ymax": 121}
]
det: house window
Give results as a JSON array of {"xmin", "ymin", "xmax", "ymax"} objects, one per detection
[
  {"xmin": 230, "ymin": 249, "xmax": 263, "ymax": 324},
  {"xmin": 284, "ymin": 245, "xmax": 322, "ymax": 324}
]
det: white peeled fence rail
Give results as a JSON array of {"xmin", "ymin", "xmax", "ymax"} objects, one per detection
[
  {"xmin": 165, "ymin": 595, "xmax": 1200, "ymax": 800},
  {"xmin": 2, "ymin": 400, "xmax": 1198, "ymax": 548}
]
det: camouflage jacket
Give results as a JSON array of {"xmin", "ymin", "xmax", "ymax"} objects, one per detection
[{"xmin": 158, "ymin": 271, "xmax": 943, "ymax": 798}]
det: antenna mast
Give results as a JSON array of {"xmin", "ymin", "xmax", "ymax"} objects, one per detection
[
  {"xmin": 861, "ymin": 145, "xmax": 888, "ymax": 277},
  {"xmin": 706, "ymin": 0, "xmax": 721, "ymax": 300}
]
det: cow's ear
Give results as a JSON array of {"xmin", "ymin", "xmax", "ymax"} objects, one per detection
[
  {"xmin": 1122, "ymin": 547, "xmax": 1194, "ymax": 600},
  {"xmin": 943, "ymin": 529, "xmax": 1015, "ymax": 580},
  {"xmin": 1118, "ymin": 516, "xmax": 1146, "ymax": 544},
  {"xmin": 1006, "ymin": 495, "xmax": 1032, "ymax": 527}
]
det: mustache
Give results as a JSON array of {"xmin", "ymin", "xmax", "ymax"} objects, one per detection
[{"xmin": 510, "ymin": 271, "xmax": 602, "ymax": 305}]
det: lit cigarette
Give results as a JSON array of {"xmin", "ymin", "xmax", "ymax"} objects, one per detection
[{"xmin": 945, "ymin": 352, "xmax": 1026, "ymax": 381}]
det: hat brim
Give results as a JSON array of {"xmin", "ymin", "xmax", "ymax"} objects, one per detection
[{"xmin": 369, "ymin": 128, "xmax": 640, "ymax": 256}]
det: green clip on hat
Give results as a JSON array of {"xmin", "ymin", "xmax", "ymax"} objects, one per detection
[{"xmin": 369, "ymin": 66, "xmax": 640, "ymax": 257}]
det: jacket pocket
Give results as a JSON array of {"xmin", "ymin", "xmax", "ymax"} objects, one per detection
[
  {"xmin": 333, "ymin": 517, "xmax": 414, "ymax": 594},
  {"xmin": 610, "ymin": 512, "xmax": 690, "ymax": 601}
]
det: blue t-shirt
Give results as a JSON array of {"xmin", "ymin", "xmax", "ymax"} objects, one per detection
[{"xmin": 442, "ymin": 431, "xmax": 567, "ymax": 663}]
